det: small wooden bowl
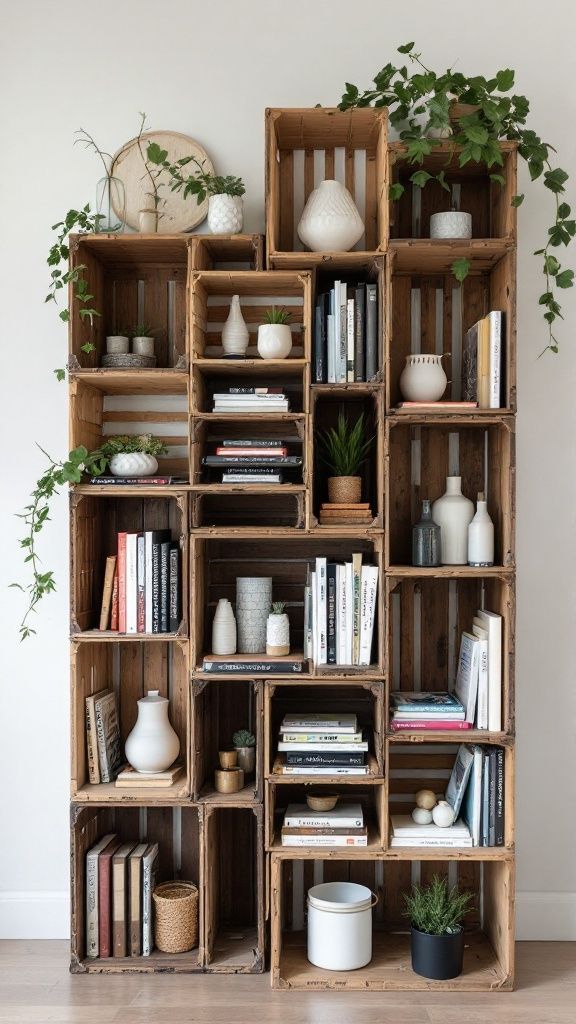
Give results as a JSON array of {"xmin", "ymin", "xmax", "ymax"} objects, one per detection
[
  {"xmin": 215, "ymin": 767, "xmax": 244, "ymax": 793},
  {"xmin": 306, "ymin": 793, "xmax": 339, "ymax": 812},
  {"xmin": 219, "ymin": 749, "xmax": 238, "ymax": 769}
]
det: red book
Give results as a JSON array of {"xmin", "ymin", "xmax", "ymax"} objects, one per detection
[
  {"xmin": 110, "ymin": 571, "xmax": 119, "ymax": 631},
  {"xmin": 215, "ymin": 446, "xmax": 288, "ymax": 456},
  {"xmin": 98, "ymin": 838, "xmax": 120, "ymax": 958},
  {"xmin": 117, "ymin": 534, "xmax": 127, "ymax": 633},
  {"xmin": 390, "ymin": 720, "xmax": 471, "ymax": 731}
]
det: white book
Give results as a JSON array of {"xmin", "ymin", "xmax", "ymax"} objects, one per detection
[
  {"xmin": 141, "ymin": 843, "xmax": 158, "ymax": 957},
  {"xmin": 454, "ymin": 632, "xmax": 480, "ymax": 723},
  {"xmin": 282, "ymin": 834, "xmax": 368, "ymax": 847},
  {"xmin": 278, "ymin": 740, "xmax": 368, "ymax": 752},
  {"xmin": 446, "ymin": 743, "xmax": 475, "ymax": 817},
  {"xmin": 472, "ymin": 620, "xmax": 489, "ymax": 729},
  {"xmin": 222, "ymin": 475, "xmax": 282, "ymax": 483},
  {"xmin": 359, "ymin": 565, "xmax": 378, "ymax": 666},
  {"xmin": 136, "ymin": 534, "xmax": 145, "ymax": 633},
  {"xmin": 461, "ymin": 745, "xmax": 483, "ymax": 846},
  {"xmin": 281, "ymin": 714, "xmax": 357, "ymax": 733},
  {"xmin": 281, "ymin": 764, "xmax": 368, "ymax": 776},
  {"xmin": 315, "ymin": 557, "xmax": 327, "ymax": 665},
  {"xmin": 125, "ymin": 534, "xmax": 138, "ymax": 634},
  {"xmin": 303, "ymin": 579, "xmax": 312, "ymax": 660},
  {"xmin": 327, "ymin": 309, "xmax": 335, "ymax": 383},
  {"xmin": 390, "ymin": 815, "xmax": 470, "ymax": 838},
  {"xmin": 86, "ymin": 833, "xmax": 116, "ymax": 958},
  {"xmin": 346, "ymin": 296, "xmax": 355, "ymax": 382},
  {"xmin": 284, "ymin": 802, "xmax": 364, "ymax": 828},
  {"xmin": 352, "ymin": 553, "xmax": 362, "ymax": 665},
  {"xmin": 336, "ymin": 564, "xmax": 347, "ymax": 665},
  {"xmin": 345, "ymin": 561, "xmax": 354, "ymax": 664},
  {"xmin": 390, "ymin": 835, "xmax": 472, "ymax": 848},
  {"xmin": 310, "ymin": 570, "xmax": 317, "ymax": 664},
  {"xmin": 488, "ymin": 310, "xmax": 502, "ymax": 408},
  {"xmin": 332, "ymin": 282, "xmax": 341, "ymax": 382},
  {"xmin": 339, "ymin": 282, "xmax": 348, "ymax": 382},
  {"xmin": 477, "ymin": 608, "xmax": 502, "ymax": 732},
  {"xmin": 144, "ymin": 532, "xmax": 154, "ymax": 633}
]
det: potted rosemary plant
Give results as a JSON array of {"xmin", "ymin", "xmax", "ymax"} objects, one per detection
[
  {"xmin": 257, "ymin": 307, "xmax": 292, "ymax": 360},
  {"xmin": 318, "ymin": 409, "xmax": 374, "ymax": 505},
  {"xmin": 403, "ymin": 875, "xmax": 474, "ymax": 980}
]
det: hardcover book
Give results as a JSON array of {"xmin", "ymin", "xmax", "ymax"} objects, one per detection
[{"xmin": 86, "ymin": 833, "xmax": 116, "ymax": 958}]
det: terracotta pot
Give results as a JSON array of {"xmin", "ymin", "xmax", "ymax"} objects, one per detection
[
  {"xmin": 449, "ymin": 101, "xmax": 481, "ymax": 129},
  {"xmin": 328, "ymin": 476, "xmax": 362, "ymax": 504}
]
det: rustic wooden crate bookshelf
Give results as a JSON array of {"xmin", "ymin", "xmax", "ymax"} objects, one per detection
[{"xmin": 68, "ymin": 107, "xmax": 516, "ymax": 987}]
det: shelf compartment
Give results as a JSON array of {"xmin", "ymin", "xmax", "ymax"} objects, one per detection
[
  {"xmin": 311, "ymin": 258, "xmax": 384, "ymax": 383},
  {"xmin": 191, "ymin": 414, "xmax": 306, "ymax": 486},
  {"xmin": 203, "ymin": 805, "xmax": 265, "ymax": 972},
  {"xmin": 71, "ymin": 803, "xmax": 202, "ymax": 973},
  {"xmin": 68, "ymin": 234, "xmax": 189, "ymax": 371},
  {"xmin": 385, "ymin": 419, "xmax": 515, "ymax": 568},
  {"xmin": 70, "ymin": 492, "xmax": 188, "ymax": 636},
  {"xmin": 266, "ymin": 107, "xmax": 388, "ymax": 266},
  {"xmin": 266, "ymin": 779, "xmax": 385, "ymax": 853},
  {"xmin": 191, "ymin": 490, "xmax": 306, "ymax": 530},
  {"xmin": 190, "ymin": 234, "xmax": 264, "ymax": 271},
  {"xmin": 193, "ymin": 678, "xmax": 263, "ymax": 803},
  {"xmin": 192, "ymin": 364, "xmax": 306, "ymax": 415}
]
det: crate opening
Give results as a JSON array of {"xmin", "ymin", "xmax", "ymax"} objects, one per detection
[
  {"xmin": 204, "ymin": 807, "xmax": 262, "ymax": 969},
  {"xmin": 194, "ymin": 680, "xmax": 260, "ymax": 801}
]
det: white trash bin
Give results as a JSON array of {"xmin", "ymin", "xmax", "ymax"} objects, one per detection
[{"xmin": 307, "ymin": 881, "xmax": 378, "ymax": 970}]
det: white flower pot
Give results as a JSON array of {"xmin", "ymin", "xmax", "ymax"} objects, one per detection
[
  {"xmin": 297, "ymin": 179, "xmax": 364, "ymax": 252},
  {"xmin": 399, "ymin": 354, "xmax": 448, "ymax": 402},
  {"xmin": 132, "ymin": 336, "xmax": 155, "ymax": 357},
  {"xmin": 266, "ymin": 612, "xmax": 290, "ymax": 656},
  {"xmin": 222, "ymin": 294, "xmax": 249, "ymax": 357},
  {"xmin": 257, "ymin": 324, "xmax": 292, "ymax": 360},
  {"xmin": 125, "ymin": 690, "xmax": 180, "ymax": 774},
  {"xmin": 212, "ymin": 598, "xmax": 237, "ymax": 655},
  {"xmin": 432, "ymin": 476, "xmax": 475, "ymax": 565},
  {"xmin": 109, "ymin": 453, "xmax": 159, "ymax": 477},
  {"xmin": 208, "ymin": 194, "xmax": 243, "ymax": 234},
  {"xmin": 139, "ymin": 209, "xmax": 158, "ymax": 233},
  {"xmin": 430, "ymin": 211, "xmax": 472, "ymax": 239},
  {"xmin": 106, "ymin": 335, "xmax": 129, "ymax": 354},
  {"xmin": 236, "ymin": 577, "xmax": 272, "ymax": 653}
]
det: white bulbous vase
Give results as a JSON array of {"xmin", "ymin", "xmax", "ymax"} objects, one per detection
[
  {"xmin": 432, "ymin": 800, "xmax": 456, "ymax": 828},
  {"xmin": 125, "ymin": 690, "xmax": 180, "ymax": 774},
  {"xmin": 297, "ymin": 179, "xmax": 364, "ymax": 252},
  {"xmin": 257, "ymin": 324, "xmax": 292, "ymax": 360},
  {"xmin": 399, "ymin": 354, "xmax": 448, "ymax": 402},
  {"xmin": 222, "ymin": 294, "xmax": 249, "ymax": 357},
  {"xmin": 432, "ymin": 476, "xmax": 475, "ymax": 565},
  {"xmin": 208, "ymin": 194, "xmax": 243, "ymax": 234},
  {"xmin": 212, "ymin": 598, "xmax": 237, "ymax": 655},
  {"xmin": 109, "ymin": 453, "xmax": 158, "ymax": 477}
]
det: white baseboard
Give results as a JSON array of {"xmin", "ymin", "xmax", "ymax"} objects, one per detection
[{"xmin": 516, "ymin": 891, "xmax": 576, "ymax": 940}]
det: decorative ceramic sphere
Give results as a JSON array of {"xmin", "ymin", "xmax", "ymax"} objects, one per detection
[
  {"xmin": 412, "ymin": 806, "xmax": 433, "ymax": 825},
  {"xmin": 415, "ymin": 788, "xmax": 437, "ymax": 811},
  {"xmin": 432, "ymin": 800, "xmax": 456, "ymax": 828}
]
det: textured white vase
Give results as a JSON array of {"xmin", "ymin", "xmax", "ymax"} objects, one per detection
[
  {"xmin": 297, "ymin": 179, "xmax": 364, "ymax": 252},
  {"xmin": 106, "ymin": 335, "xmax": 129, "ymax": 354},
  {"xmin": 212, "ymin": 598, "xmax": 237, "ymax": 655},
  {"xmin": 432, "ymin": 476, "xmax": 475, "ymax": 565},
  {"xmin": 399, "ymin": 354, "xmax": 448, "ymax": 402},
  {"xmin": 468, "ymin": 494, "xmax": 495, "ymax": 566},
  {"xmin": 266, "ymin": 612, "xmax": 290, "ymax": 656},
  {"xmin": 222, "ymin": 294, "xmax": 249, "ymax": 357},
  {"xmin": 236, "ymin": 577, "xmax": 272, "ymax": 654},
  {"xmin": 125, "ymin": 690, "xmax": 180, "ymax": 774},
  {"xmin": 430, "ymin": 211, "xmax": 472, "ymax": 239},
  {"xmin": 132, "ymin": 336, "xmax": 155, "ymax": 357},
  {"xmin": 257, "ymin": 324, "xmax": 292, "ymax": 360},
  {"xmin": 208, "ymin": 194, "xmax": 243, "ymax": 234},
  {"xmin": 109, "ymin": 453, "xmax": 158, "ymax": 477},
  {"xmin": 139, "ymin": 209, "xmax": 158, "ymax": 232}
]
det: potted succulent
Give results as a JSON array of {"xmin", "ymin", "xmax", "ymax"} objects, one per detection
[
  {"xmin": 266, "ymin": 601, "xmax": 290, "ymax": 655},
  {"xmin": 146, "ymin": 143, "xmax": 246, "ymax": 235},
  {"xmin": 232, "ymin": 730, "xmax": 256, "ymax": 776},
  {"xmin": 318, "ymin": 408, "xmax": 374, "ymax": 505},
  {"xmin": 403, "ymin": 875, "xmax": 474, "ymax": 980},
  {"xmin": 131, "ymin": 324, "xmax": 157, "ymax": 358},
  {"xmin": 257, "ymin": 307, "xmax": 292, "ymax": 360}
]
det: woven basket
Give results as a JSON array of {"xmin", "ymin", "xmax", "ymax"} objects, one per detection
[{"xmin": 153, "ymin": 881, "xmax": 199, "ymax": 953}]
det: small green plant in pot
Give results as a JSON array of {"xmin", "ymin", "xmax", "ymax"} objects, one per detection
[
  {"xmin": 257, "ymin": 307, "xmax": 293, "ymax": 360},
  {"xmin": 232, "ymin": 729, "xmax": 256, "ymax": 776},
  {"xmin": 318, "ymin": 408, "xmax": 374, "ymax": 505},
  {"xmin": 146, "ymin": 142, "xmax": 245, "ymax": 235},
  {"xmin": 131, "ymin": 323, "xmax": 158, "ymax": 358},
  {"xmin": 266, "ymin": 601, "xmax": 290, "ymax": 656},
  {"xmin": 403, "ymin": 875, "xmax": 474, "ymax": 980}
]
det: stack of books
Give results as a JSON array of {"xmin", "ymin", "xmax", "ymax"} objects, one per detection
[
  {"xmin": 85, "ymin": 834, "xmax": 159, "ymax": 958},
  {"xmin": 212, "ymin": 386, "xmax": 290, "ymax": 413},
  {"xmin": 314, "ymin": 281, "xmax": 378, "ymax": 383},
  {"xmin": 281, "ymin": 800, "xmax": 367, "ymax": 847},
  {"xmin": 276, "ymin": 713, "xmax": 368, "ymax": 775},
  {"xmin": 389, "ymin": 691, "xmax": 468, "ymax": 732},
  {"xmin": 454, "ymin": 608, "xmax": 502, "ymax": 731},
  {"xmin": 114, "ymin": 764, "xmax": 184, "ymax": 789},
  {"xmin": 202, "ymin": 653, "xmax": 304, "ymax": 674},
  {"xmin": 318, "ymin": 501, "xmax": 373, "ymax": 527},
  {"xmin": 98, "ymin": 533, "xmax": 181, "ymax": 634},
  {"xmin": 390, "ymin": 815, "xmax": 472, "ymax": 848},
  {"xmin": 85, "ymin": 689, "xmax": 122, "ymax": 785},
  {"xmin": 202, "ymin": 438, "xmax": 302, "ymax": 484},
  {"xmin": 303, "ymin": 555, "xmax": 378, "ymax": 667},
  {"xmin": 462, "ymin": 310, "xmax": 505, "ymax": 408}
]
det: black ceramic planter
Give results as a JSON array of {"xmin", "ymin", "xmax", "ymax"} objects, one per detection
[{"xmin": 410, "ymin": 925, "xmax": 464, "ymax": 980}]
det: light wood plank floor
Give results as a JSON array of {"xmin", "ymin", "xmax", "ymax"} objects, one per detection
[{"xmin": 0, "ymin": 941, "xmax": 574, "ymax": 1023}]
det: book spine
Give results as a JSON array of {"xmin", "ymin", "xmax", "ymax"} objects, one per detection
[
  {"xmin": 99, "ymin": 555, "xmax": 116, "ymax": 630},
  {"xmin": 352, "ymin": 554, "xmax": 362, "ymax": 665},
  {"xmin": 112, "ymin": 860, "xmax": 126, "ymax": 958},
  {"xmin": 336, "ymin": 564, "xmax": 346, "ymax": 665},
  {"xmin": 346, "ymin": 295, "xmax": 355, "ymax": 382},
  {"xmin": 345, "ymin": 562, "xmax": 353, "ymax": 664},
  {"xmin": 488, "ymin": 748, "xmax": 497, "ymax": 846},
  {"xmin": 489, "ymin": 310, "xmax": 502, "ymax": 408},
  {"xmin": 98, "ymin": 852, "xmax": 113, "ymax": 958},
  {"xmin": 390, "ymin": 720, "xmax": 471, "ymax": 730},
  {"xmin": 481, "ymin": 751, "xmax": 490, "ymax": 846},
  {"xmin": 144, "ymin": 533, "xmax": 153, "ymax": 634},
  {"xmin": 94, "ymin": 701, "xmax": 111, "ymax": 783},
  {"xmin": 359, "ymin": 565, "xmax": 378, "ymax": 666},
  {"xmin": 281, "ymin": 732, "xmax": 362, "ymax": 743},
  {"xmin": 354, "ymin": 285, "xmax": 365, "ymax": 381},
  {"xmin": 314, "ymin": 297, "xmax": 326, "ymax": 383},
  {"xmin": 85, "ymin": 698, "xmax": 100, "ymax": 784},
  {"xmin": 136, "ymin": 535, "xmax": 145, "ymax": 633},
  {"xmin": 160, "ymin": 541, "xmax": 170, "ymax": 633},
  {"xmin": 110, "ymin": 571, "xmax": 119, "ymax": 632},
  {"xmin": 284, "ymin": 816, "xmax": 364, "ymax": 829},
  {"xmin": 129, "ymin": 858, "xmax": 141, "ymax": 957},
  {"xmin": 495, "ymin": 747, "xmax": 505, "ymax": 845},
  {"xmin": 326, "ymin": 563, "xmax": 337, "ymax": 664},
  {"xmin": 316, "ymin": 557, "xmax": 327, "ymax": 665},
  {"xmin": 476, "ymin": 638, "xmax": 489, "ymax": 729},
  {"xmin": 282, "ymin": 835, "xmax": 368, "ymax": 847},
  {"xmin": 142, "ymin": 855, "xmax": 156, "ymax": 957},
  {"xmin": 151, "ymin": 542, "xmax": 161, "ymax": 634},
  {"xmin": 365, "ymin": 283, "xmax": 377, "ymax": 380},
  {"xmin": 90, "ymin": 476, "xmax": 175, "ymax": 485},
  {"xmin": 279, "ymin": 741, "xmax": 367, "ymax": 752},
  {"xmin": 282, "ymin": 827, "xmax": 367, "ymax": 836},
  {"xmin": 285, "ymin": 752, "xmax": 366, "ymax": 766},
  {"xmin": 222, "ymin": 438, "xmax": 284, "ymax": 448},
  {"xmin": 169, "ymin": 545, "xmax": 180, "ymax": 633},
  {"xmin": 125, "ymin": 534, "xmax": 138, "ymax": 635},
  {"xmin": 203, "ymin": 660, "xmax": 302, "ymax": 674},
  {"xmin": 327, "ymin": 308, "xmax": 335, "ymax": 383},
  {"xmin": 86, "ymin": 852, "xmax": 99, "ymax": 957},
  {"xmin": 310, "ymin": 570, "xmax": 317, "ymax": 664},
  {"xmin": 281, "ymin": 765, "xmax": 368, "ymax": 775},
  {"xmin": 117, "ymin": 533, "xmax": 127, "ymax": 633},
  {"xmin": 391, "ymin": 838, "xmax": 472, "ymax": 848},
  {"xmin": 339, "ymin": 282, "xmax": 347, "ymax": 382}
]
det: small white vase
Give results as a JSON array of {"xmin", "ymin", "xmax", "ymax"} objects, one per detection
[
  {"xmin": 106, "ymin": 335, "xmax": 129, "ymax": 354},
  {"xmin": 430, "ymin": 211, "xmax": 472, "ymax": 239},
  {"xmin": 257, "ymin": 324, "xmax": 292, "ymax": 360},
  {"xmin": 432, "ymin": 476, "xmax": 475, "ymax": 565},
  {"xmin": 297, "ymin": 179, "xmax": 364, "ymax": 252},
  {"xmin": 432, "ymin": 800, "xmax": 456, "ymax": 828},
  {"xmin": 109, "ymin": 453, "xmax": 159, "ymax": 477},
  {"xmin": 399, "ymin": 354, "xmax": 448, "ymax": 402},
  {"xmin": 212, "ymin": 598, "xmax": 237, "ymax": 655},
  {"xmin": 222, "ymin": 295, "xmax": 249, "ymax": 357},
  {"xmin": 236, "ymin": 577, "xmax": 272, "ymax": 654},
  {"xmin": 266, "ymin": 612, "xmax": 290, "ymax": 656},
  {"xmin": 208, "ymin": 194, "xmax": 243, "ymax": 234},
  {"xmin": 132, "ymin": 336, "xmax": 155, "ymax": 357},
  {"xmin": 125, "ymin": 690, "xmax": 180, "ymax": 774},
  {"xmin": 139, "ymin": 209, "xmax": 158, "ymax": 233},
  {"xmin": 468, "ymin": 494, "xmax": 495, "ymax": 567}
]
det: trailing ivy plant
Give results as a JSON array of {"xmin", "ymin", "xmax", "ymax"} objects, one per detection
[
  {"xmin": 146, "ymin": 142, "xmax": 245, "ymax": 203},
  {"xmin": 339, "ymin": 42, "xmax": 574, "ymax": 353}
]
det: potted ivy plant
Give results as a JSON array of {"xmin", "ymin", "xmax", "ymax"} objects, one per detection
[
  {"xmin": 403, "ymin": 875, "xmax": 474, "ymax": 980},
  {"xmin": 257, "ymin": 307, "xmax": 292, "ymax": 360},
  {"xmin": 146, "ymin": 142, "xmax": 245, "ymax": 235},
  {"xmin": 232, "ymin": 730, "xmax": 256, "ymax": 776},
  {"xmin": 318, "ymin": 408, "xmax": 374, "ymax": 504}
]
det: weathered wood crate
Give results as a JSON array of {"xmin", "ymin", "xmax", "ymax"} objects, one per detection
[{"xmin": 192, "ymin": 678, "xmax": 263, "ymax": 803}]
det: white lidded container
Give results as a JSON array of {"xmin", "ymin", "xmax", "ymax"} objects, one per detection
[{"xmin": 307, "ymin": 881, "xmax": 377, "ymax": 970}]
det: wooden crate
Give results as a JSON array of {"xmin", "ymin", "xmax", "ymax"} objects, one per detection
[
  {"xmin": 203, "ymin": 805, "xmax": 265, "ymax": 972},
  {"xmin": 266, "ymin": 108, "xmax": 388, "ymax": 268},
  {"xmin": 265, "ymin": 779, "xmax": 386, "ymax": 854},
  {"xmin": 190, "ymin": 234, "xmax": 264, "ymax": 271},
  {"xmin": 311, "ymin": 257, "xmax": 385, "ymax": 381},
  {"xmin": 71, "ymin": 803, "xmax": 203, "ymax": 973},
  {"xmin": 192, "ymin": 678, "xmax": 263, "ymax": 804}
]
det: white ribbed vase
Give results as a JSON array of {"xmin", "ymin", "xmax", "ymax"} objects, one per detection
[
  {"xmin": 208, "ymin": 194, "xmax": 243, "ymax": 234},
  {"xmin": 266, "ymin": 612, "xmax": 290, "ymax": 656},
  {"xmin": 297, "ymin": 179, "xmax": 364, "ymax": 252},
  {"xmin": 432, "ymin": 476, "xmax": 475, "ymax": 565},
  {"xmin": 222, "ymin": 294, "xmax": 249, "ymax": 357},
  {"xmin": 109, "ymin": 453, "xmax": 158, "ymax": 477},
  {"xmin": 236, "ymin": 577, "xmax": 272, "ymax": 653},
  {"xmin": 212, "ymin": 598, "xmax": 237, "ymax": 655},
  {"xmin": 125, "ymin": 690, "xmax": 180, "ymax": 774}
]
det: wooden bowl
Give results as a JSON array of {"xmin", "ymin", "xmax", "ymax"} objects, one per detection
[
  {"xmin": 214, "ymin": 767, "xmax": 244, "ymax": 793},
  {"xmin": 219, "ymin": 749, "xmax": 238, "ymax": 769},
  {"xmin": 306, "ymin": 793, "xmax": 339, "ymax": 812}
]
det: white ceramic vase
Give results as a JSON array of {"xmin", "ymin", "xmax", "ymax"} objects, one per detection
[
  {"xmin": 236, "ymin": 577, "xmax": 272, "ymax": 654},
  {"xmin": 257, "ymin": 324, "xmax": 292, "ymax": 360},
  {"xmin": 208, "ymin": 194, "xmax": 243, "ymax": 234},
  {"xmin": 106, "ymin": 335, "xmax": 129, "ymax": 354},
  {"xmin": 212, "ymin": 598, "xmax": 237, "ymax": 655},
  {"xmin": 222, "ymin": 294, "xmax": 249, "ymax": 357},
  {"xmin": 399, "ymin": 354, "xmax": 448, "ymax": 402},
  {"xmin": 125, "ymin": 690, "xmax": 180, "ymax": 774},
  {"xmin": 468, "ymin": 494, "xmax": 495, "ymax": 567},
  {"xmin": 132, "ymin": 336, "xmax": 155, "ymax": 357},
  {"xmin": 266, "ymin": 612, "xmax": 290, "ymax": 656},
  {"xmin": 109, "ymin": 452, "xmax": 158, "ymax": 477},
  {"xmin": 432, "ymin": 476, "xmax": 475, "ymax": 565},
  {"xmin": 139, "ymin": 209, "xmax": 158, "ymax": 233},
  {"xmin": 297, "ymin": 179, "xmax": 364, "ymax": 252},
  {"xmin": 430, "ymin": 211, "xmax": 472, "ymax": 239},
  {"xmin": 432, "ymin": 800, "xmax": 456, "ymax": 828}
]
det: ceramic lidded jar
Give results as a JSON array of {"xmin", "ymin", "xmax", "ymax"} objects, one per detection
[
  {"xmin": 125, "ymin": 690, "xmax": 180, "ymax": 774},
  {"xmin": 109, "ymin": 453, "xmax": 158, "ymax": 477},
  {"xmin": 208, "ymin": 194, "xmax": 243, "ymax": 234},
  {"xmin": 297, "ymin": 179, "xmax": 364, "ymax": 252},
  {"xmin": 399, "ymin": 354, "xmax": 448, "ymax": 403},
  {"xmin": 432, "ymin": 476, "xmax": 475, "ymax": 565},
  {"xmin": 212, "ymin": 598, "xmax": 237, "ymax": 655},
  {"xmin": 222, "ymin": 294, "xmax": 249, "ymax": 357}
]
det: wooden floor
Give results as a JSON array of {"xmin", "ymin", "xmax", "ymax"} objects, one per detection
[{"xmin": 0, "ymin": 941, "xmax": 574, "ymax": 1023}]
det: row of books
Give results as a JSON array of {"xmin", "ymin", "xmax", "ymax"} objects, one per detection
[
  {"xmin": 86, "ymin": 834, "xmax": 159, "ymax": 958},
  {"xmin": 463, "ymin": 310, "xmax": 505, "ymax": 409},
  {"xmin": 281, "ymin": 800, "xmax": 367, "ymax": 848},
  {"xmin": 304, "ymin": 556, "xmax": 378, "ymax": 667},
  {"xmin": 202, "ymin": 435, "xmax": 302, "ymax": 484},
  {"xmin": 211, "ymin": 386, "xmax": 290, "ymax": 413},
  {"xmin": 455, "ymin": 608, "xmax": 502, "ymax": 731},
  {"xmin": 99, "ymin": 532, "xmax": 181, "ymax": 634},
  {"xmin": 276, "ymin": 713, "xmax": 368, "ymax": 776},
  {"xmin": 313, "ymin": 281, "xmax": 378, "ymax": 383}
]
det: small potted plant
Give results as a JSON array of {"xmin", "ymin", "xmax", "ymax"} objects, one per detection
[
  {"xmin": 146, "ymin": 143, "xmax": 245, "ymax": 234},
  {"xmin": 97, "ymin": 434, "xmax": 167, "ymax": 478},
  {"xmin": 131, "ymin": 324, "xmax": 157, "ymax": 358},
  {"xmin": 266, "ymin": 601, "xmax": 290, "ymax": 655},
  {"xmin": 232, "ymin": 730, "xmax": 256, "ymax": 776},
  {"xmin": 318, "ymin": 408, "xmax": 374, "ymax": 505},
  {"xmin": 257, "ymin": 307, "xmax": 292, "ymax": 360},
  {"xmin": 403, "ymin": 875, "xmax": 474, "ymax": 980}
]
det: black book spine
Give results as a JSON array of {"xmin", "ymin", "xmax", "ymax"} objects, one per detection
[
  {"xmin": 151, "ymin": 542, "xmax": 161, "ymax": 633},
  {"xmin": 221, "ymin": 439, "xmax": 284, "ymax": 448},
  {"xmin": 203, "ymin": 660, "xmax": 303, "ymax": 674},
  {"xmin": 285, "ymin": 751, "xmax": 366, "ymax": 766},
  {"xmin": 365, "ymin": 283, "xmax": 378, "ymax": 380},
  {"xmin": 488, "ymin": 748, "xmax": 497, "ymax": 846},
  {"xmin": 314, "ymin": 296, "xmax": 327, "ymax": 383},
  {"xmin": 495, "ymin": 747, "xmax": 505, "ymax": 846},
  {"xmin": 160, "ymin": 542, "xmax": 170, "ymax": 632},
  {"xmin": 327, "ymin": 563, "xmax": 337, "ymax": 664},
  {"xmin": 354, "ymin": 285, "xmax": 365, "ymax": 382},
  {"xmin": 169, "ymin": 545, "xmax": 180, "ymax": 633}
]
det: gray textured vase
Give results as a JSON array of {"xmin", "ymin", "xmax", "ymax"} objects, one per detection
[
  {"xmin": 236, "ymin": 577, "xmax": 272, "ymax": 654},
  {"xmin": 412, "ymin": 499, "xmax": 442, "ymax": 567}
]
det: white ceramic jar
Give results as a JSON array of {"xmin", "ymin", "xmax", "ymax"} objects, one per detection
[
  {"xmin": 432, "ymin": 476, "xmax": 475, "ymax": 565},
  {"xmin": 468, "ymin": 494, "xmax": 495, "ymax": 566},
  {"xmin": 208, "ymin": 194, "xmax": 243, "ymax": 234},
  {"xmin": 106, "ymin": 335, "xmax": 130, "ymax": 354},
  {"xmin": 109, "ymin": 453, "xmax": 158, "ymax": 477},
  {"xmin": 307, "ymin": 882, "xmax": 376, "ymax": 971},
  {"xmin": 212, "ymin": 598, "xmax": 237, "ymax": 655},
  {"xmin": 222, "ymin": 295, "xmax": 249, "ymax": 357},
  {"xmin": 297, "ymin": 179, "xmax": 364, "ymax": 252},
  {"xmin": 399, "ymin": 354, "xmax": 448, "ymax": 402},
  {"xmin": 257, "ymin": 324, "xmax": 292, "ymax": 360},
  {"xmin": 430, "ymin": 211, "xmax": 472, "ymax": 239},
  {"xmin": 125, "ymin": 690, "xmax": 180, "ymax": 774}
]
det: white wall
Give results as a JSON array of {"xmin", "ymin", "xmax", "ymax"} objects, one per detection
[{"xmin": 0, "ymin": 0, "xmax": 575, "ymax": 941}]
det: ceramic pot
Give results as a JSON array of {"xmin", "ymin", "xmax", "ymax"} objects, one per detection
[
  {"xmin": 139, "ymin": 209, "xmax": 158, "ymax": 233},
  {"xmin": 266, "ymin": 612, "xmax": 290, "ymax": 656},
  {"xmin": 235, "ymin": 745, "xmax": 255, "ymax": 776},
  {"xmin": 214, "ymin": 767, "xmax": 244, "ymax": 793},
  {"xmin": 412, "ymin": 499, "xmax": 442, "ymax": 567},
  {"xmin": 399, "ymin": 354, "xmax": 448, "ymax": 402},
  {"xmin": 208, "ymin": 194, "xmax": 243, "ymax": 234},
  {"xmin": 236, "ymin": 576, "xmax": 272, "ymax": 653},
  {"xmin": 222, "ymin": 294, "xmax": 249, "ymax": 358},
  {"xmin": 410, "ymin": 926, "xmax": 464, "ymax": 980},
  {"xmin": 432, "ymin": 800, "xmax": 455, "ymax": 828},
  {"xmin": 297, "ymin": 179, "xmax": 364, "ymax": 252},
  {"xmin": 432, "ymin": 476, "xmax": 474, "ymax": 565},
  {"xmin": 106, "ymin": 335, "xmax": 129, "ymax": 354},
  {"xmin": 328, "ymin": 476, "xmax": 361, "ymax": 504},
  {"xmin": 257, "ymin": 324, "xmax": 292, "ymax": 360},
  {"xmin": 125, "ymin": 690, "xmax": 180, "ymax": 774},
  {"xmin": 219, "ymin": 749, "xmax": 238, "ymax": 769},
  {"xmin": 430, "ymin": 211, "xmax": 472, "ymax": 239},
  {"xmin": 211, "ymin": 598, "xmax": 237, "ymax": 655},
  {"xmin": 109, "ymin": 453, "xmax": 159, "ymax": 477},
  {"xmin": 132, "ymin": 336, "xmax": 155, "ymax": 357},
  {"xmin": 467, "ymin": 494, "xmax": 495, "ymax": 567}
]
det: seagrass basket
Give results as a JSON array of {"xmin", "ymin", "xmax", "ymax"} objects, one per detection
[{"xmin": 153, "ymin": 880, "xmax": 199, "ymax": 953}]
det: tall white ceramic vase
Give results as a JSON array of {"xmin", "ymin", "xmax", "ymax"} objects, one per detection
[
  {"xmin": 212, "ymin": 598, "xmax": 237, "ymax": 654},
  {"xmin": 432, "ymin": 476, "xmax": 474, "ymax": 565},
  {"xmin": 222, "ymin": 294, "xmax": 249, "ymax": 357},
  {"xmin": 125, "ymin": 690, "xmax": 180, "ymax": 774},
  {"xmin": 236, "ymin": 577, "xmax": 272, "ymax": 654},
  {"xmin": 467, "ymin": 493, "xmax": 495, "ymax": 566},
  {"xmin": 297, "ymin": 179, "xmax": 364, "ymax": 252}
]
